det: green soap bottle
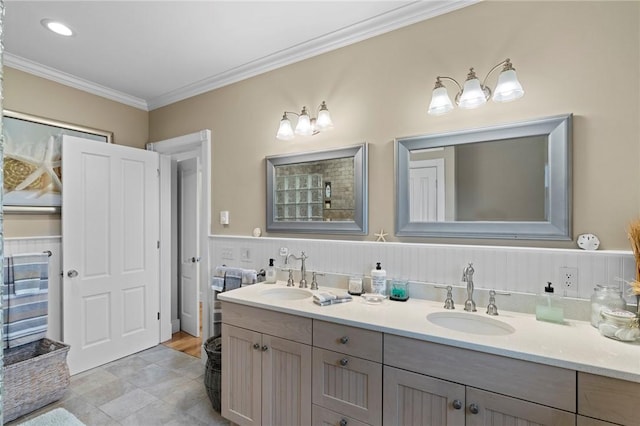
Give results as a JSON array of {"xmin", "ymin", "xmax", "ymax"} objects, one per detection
[{"xmin": 535, "ymin": 282, "xmax": 564, "ymax": 323}]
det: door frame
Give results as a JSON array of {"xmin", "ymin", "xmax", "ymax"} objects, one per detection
[{"xmin": 147, "ymin": 130, "xmax": 211, "ymax": 345}]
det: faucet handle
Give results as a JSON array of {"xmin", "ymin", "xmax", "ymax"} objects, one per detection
[
  {"xmin": 287, "ymin": 269, "xmax": 295, "ymax": 287},
  {"xmin": 310, "ymin": 272, "xmax": 324, "ymax": 290},
  {"xmin": 435, "ymin": 285, "xmax": 455, "ymax": 310},
  {"xmin": 486, "ymin": 289, "xmax": 511, "ymax": 316}
]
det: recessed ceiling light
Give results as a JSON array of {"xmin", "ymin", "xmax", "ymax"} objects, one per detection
[{"xmin": 41, "ymin": 19, "xmax": 74, "ymax": 37}]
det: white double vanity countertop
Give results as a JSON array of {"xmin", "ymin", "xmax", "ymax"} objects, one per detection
[{"xmin": 218, "ymin": 282, "xmax": 640, "ymax": 383}]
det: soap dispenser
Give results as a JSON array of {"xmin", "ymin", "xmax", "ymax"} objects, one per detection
[
  {"xmin": 265, "ymin": 258, "xmax": 277, "ymax": 284},
  {"xmin": 535, "ymin": 282, "xmax": 564, "ymax": 323}
]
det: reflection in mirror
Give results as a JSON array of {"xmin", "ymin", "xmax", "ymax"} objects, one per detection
[
  {"xmin": 266, "ymin": 144, "xmax": 368, "ymax": 234},
  {"xmin": 396, "ymin": 114, "xmax": 572, "ymax": 239}
]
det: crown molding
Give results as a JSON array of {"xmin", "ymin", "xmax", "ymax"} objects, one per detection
[
  {"xmin": 5, "ymin": 0, "xmax": 477, "ymax": 112},
  {"xmin": 148, "ymin": 0, "xmax": 478, "ymax": 110},
  {"xmin": 4, "ymin": 53, "xmax": 149, "ymax": 111}
]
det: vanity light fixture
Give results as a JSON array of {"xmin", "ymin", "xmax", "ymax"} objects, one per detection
[
  {"xmin": 427, "ymin": 58, "xmax": 524, "ymax": 116},
  {"xmin": 276, "ymin": 101, "xmax": 334, "ymax": 140},
  {"xmin": 41, "ymin": 19, "xmax": 74, "ymax": 37}
]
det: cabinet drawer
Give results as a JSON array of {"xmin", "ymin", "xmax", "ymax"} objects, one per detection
[
  {"xmin": 312, "ymin": 404, "xmax": 370, "ymax": 426},
  {"xmin": 221, "ymin": 301, "xmax": 312, "ymax": 345},
  {"xmin": 314, "ymin": 320, "xmax": 382, "ymax": 362},
  {"xmin": 578, "ymin": 372, "xmax": 640, "ymax": 426},
  {"xmin": 312, "ymin": 347, "xmax": 382, "ymax": 426},
  {"xmin": 384, "ymin": 334, "xmax": 576, "ymax": 412}
]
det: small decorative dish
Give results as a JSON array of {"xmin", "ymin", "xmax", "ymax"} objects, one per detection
[
  {"xmin": 598, "ymin": 309, "xmax": 639, "ymax": 341},
  {"xmin": 362, "ymin": 294, "xmax": 386, "ymax": 305}
]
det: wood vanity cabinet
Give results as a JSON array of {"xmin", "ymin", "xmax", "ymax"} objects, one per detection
[
  {"xmin": 384, "ymin": 334, "xmax": 576, "ymax": 426},
  {"xmin": 312, "ymin": 321, "xmax": 383, "ymax": 426},
  {"xmin": 221, "ymin": 303, "xmax": 312, "ymax": 426},
  {"xmin": 577, "ymin": 372, "xmax": 640, "ymax": 426}
]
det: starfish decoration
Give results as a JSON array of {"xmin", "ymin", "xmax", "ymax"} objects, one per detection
[
  {"xmin": 6, "ymin": 135, "xmax": 62, "ymax": 198},
  {"xmin": 374, "ymin": 229, "xmax": 388, "ymax": 242}
]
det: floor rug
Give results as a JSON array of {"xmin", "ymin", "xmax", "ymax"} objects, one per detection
[{"xmin": 17, "ymin": 408, "xmax": 84, "ymax": 426}]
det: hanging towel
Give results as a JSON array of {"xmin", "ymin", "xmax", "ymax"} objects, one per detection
[
  {"xmin": 209, "ymin": 266, "xmax": 254, "ymax": 339},
  {"xmin": 3, "ymin": 253, "xmax": 49, "ymax": 348}
]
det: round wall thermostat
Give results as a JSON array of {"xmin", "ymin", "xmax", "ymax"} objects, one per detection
[{"xmin": 577, "ymin": 233, "xmax": 600, "ymax": 250}]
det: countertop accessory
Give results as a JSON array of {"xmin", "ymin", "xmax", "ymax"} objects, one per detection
[
  {"xmin": 252, "ymin": 227, "xmax": 262, "ymax": 237},
  {"xmin": 590, "ymin": 284, "xmax": 625, "ymax": 327},
  {"xmin": 577, "ymin": 233, "xmax": 600, "ymax": 250},
  {"xmin": 362, "ymin": 294, "xmax": 385, "ymax": 305},
  {"xmin": 535, "ymin": 282, "xmax": 564, "ymax": 323},
  {"xmin": 348, "ymin": 275, "xmax": 363, "ymax": 296},
  {"xmin": 389, "ymin": 279, "xmax": 409, "ymax": 301},
  {"xmin": 598, "ymin": 309, "xmax": 638, "ymax": 341}
]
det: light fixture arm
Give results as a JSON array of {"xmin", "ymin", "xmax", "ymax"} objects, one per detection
[{"xmin": 435, "ymin": 76, "xmax": 463, "ymax": 92}]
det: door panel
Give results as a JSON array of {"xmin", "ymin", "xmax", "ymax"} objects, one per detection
[
  {"xmin": 179, "ymin": 157, "xmax": 200, "ymax": 337},
  {"xmin": 62, "ymin": 135, "xmax": 159, "ymax": 374}
]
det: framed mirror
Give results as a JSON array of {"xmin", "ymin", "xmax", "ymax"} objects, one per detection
[
  {"xmin": 395, "ymin": 114, "xmax": 572, "ymax": 239},
  {"xmin": 266, "ymin": 143, "xmax": 368, "ymax": 234}
]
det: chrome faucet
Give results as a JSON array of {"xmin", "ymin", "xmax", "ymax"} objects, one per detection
[
  {"xmin": 462, "ymin": 263, "xmax": 476, "ymax": 312},
  {"xmin": 286, "ymin": 251, "xmax": 309, "ymax": 288}
]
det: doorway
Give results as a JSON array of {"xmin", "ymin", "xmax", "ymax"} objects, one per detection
[{"xmin": 147, "ymin": 130, "xmax": 211, "ymax": 357}]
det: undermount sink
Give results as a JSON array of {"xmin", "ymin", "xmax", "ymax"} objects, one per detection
[
  {"xmin": 427, "ymin": 311, "xmax": 515, "ymax": 336},
  {"xmin": 259, "ymin": 287, "xmax": 314, "ymax": 301}
]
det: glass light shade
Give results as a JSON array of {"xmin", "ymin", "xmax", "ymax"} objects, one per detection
[
  {"xmin": 492, "ymin": 69, "xmax": 524, "ymax": 102},
  {"xmin": 458, "ymin": 78, "xmax": 487, "ymax": 109},
  {"xmin": 428, "ymin": 86, "xmax": 454, "ymax": 115},
  {"xmin": 316, "ymin": 108, "xmax": 333, "ymax": 131},
  {"xmin": 295, "ymin": 113, "xmax": 313, "ymax": 136},
  {"xmin": 276, "ymin": 115, "xmax": 294, "ymax": 140}
]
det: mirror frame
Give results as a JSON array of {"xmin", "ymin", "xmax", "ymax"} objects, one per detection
[
  {"xmin": 266, "ymin": 143, "xmax": 368, "ymax": 234},
  {"xmin": 395, "ymin": 114, "xmax": 572, "ymax": 240}
]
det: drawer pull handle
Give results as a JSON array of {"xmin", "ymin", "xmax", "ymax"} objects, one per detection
[
  {"xmin": 339, "ymin": 336, "xmax": 349, "ymax": 344},
  {"xmin": 452, "ymin": 399, "xmax": 462, "ymax": 410},
  {"xmin": 339, "ymin": 358, "xmax": 349, "ymax": 366},
  {"xmin": 253, "ymin": 343, "xmax": 260, "ymax": 350},
  {"xmin": 469, "ymin": 403, "xmax": 479, "ymax": 415},
  {"xmin": 339, "ymin": 419, "xmax": 348, "ymax": 426},
  {"xmin": 262, "ymin": 345, "xmax": 269, "ymax": 352}
]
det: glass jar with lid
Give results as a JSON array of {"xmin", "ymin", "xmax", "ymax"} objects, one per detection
[{"xmin": 590, "ymin": 284, "xmax": 626, "ymax": 327}]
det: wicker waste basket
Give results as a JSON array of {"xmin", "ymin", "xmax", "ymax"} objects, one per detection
[
  {"xmin": 3, "ymin": 338, "xmax": 71, "ymax": 423},
  {"xmin": 204, "ymin": 336, "xmax": 222, "ymax": 412}
]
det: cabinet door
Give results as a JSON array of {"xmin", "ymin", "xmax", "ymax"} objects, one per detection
[
  {"xmin": 312, "ymin": 347, "xmax": 382, "ymax": 425},
  {"xmin": 466, "ymin": 387, "xmax": 575, "ymax": 426},
  {"xmin": 262, "ymin": 334, "xmax": 312, "ymax": 426},
  {"xmin": 383, "ymin": 366, "xmax": 465, "ymax": 426},
  {"xmin": 221, "ymin": 324, "xmax": 262, "ymax": 426}
]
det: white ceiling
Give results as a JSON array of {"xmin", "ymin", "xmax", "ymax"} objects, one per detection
[{"xmin": 4, "ymin": 1, "xmax": 473, "ymax": 111}]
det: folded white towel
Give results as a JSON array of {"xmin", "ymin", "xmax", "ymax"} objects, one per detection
[{"xmin": 313, "ymin": 291, "xmax": 352, "ymax": 306}]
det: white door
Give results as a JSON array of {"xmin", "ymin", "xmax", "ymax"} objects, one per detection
[
  {"xmin": 409, "ymin": 159, "xmax": 445, "ymax": 222},
  {"xmin": 179, "ymin": 157, "xmax": 200, "ymax": 337},
  {"xmin": 62, "ymin": 135, "xmax": 159, "ymax": 374}
]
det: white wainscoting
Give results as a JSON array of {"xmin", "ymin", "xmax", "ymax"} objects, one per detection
[
  {"xmin": 209, "ymin": 235, "xmax": 636, "ymax": 302},
  {"xmin": 5, "ymin": 236, "xmax": 63, "ymax": 341}
]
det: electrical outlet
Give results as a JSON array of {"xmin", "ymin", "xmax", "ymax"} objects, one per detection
[
  {"xmin": 559, "ymin": 266, "xmax": 578, "ymax": 297},
  {"xmin": 240, "ymin": 248, "xmax": 251, "ymax": 262},
  {"xmin": 221, "ymin": 247, "xmax": 234, "ymax": 260}
]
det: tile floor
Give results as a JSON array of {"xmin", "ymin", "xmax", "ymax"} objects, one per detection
[{"xmin": 7, "ymin": 345, "xmax": 229, "ymax": 425}]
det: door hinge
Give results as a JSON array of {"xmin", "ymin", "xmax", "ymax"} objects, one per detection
[
  {"xmin": 157, "ymin": 312, "xmax": 160, "ymax": 320},
  {"xmin": 157, "ymin": 168, "xmax": 160, "ymax": 176},
  {"xmin": 157, "ymin": 240, "xmax": 160, "ymax": 249}
]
